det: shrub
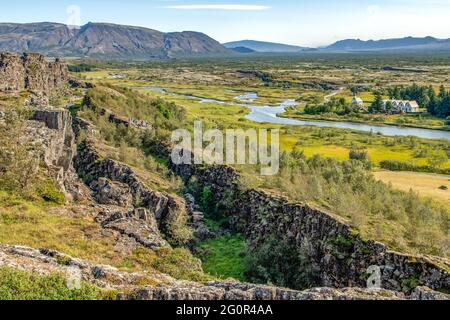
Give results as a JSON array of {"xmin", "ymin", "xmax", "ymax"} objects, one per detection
[
  {"xmin": 244, "ymin": 237, "xmax": 320, "ymax": 290},
  {"xmin": 152, "ymin": 248, "xmax": 211, "ymax": 282}
]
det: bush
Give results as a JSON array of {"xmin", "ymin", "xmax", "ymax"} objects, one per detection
[
  {"xmin": 380, "ymin": 160, "xmax": 450, "ymax": 175},
  {"xmin": 152, "ymin": 248, "xmax": 211, "ymax": 282},
  {"xmin": 260, "ymin": 154, "xmax": 449, "ymax": 257},
  {"xmin": 244, "ymin": 237, "xmax": 320, "ymax": 290},
  {"xmin": 36, "ymin": 179, "xmax": 65, "ymax": 205}
]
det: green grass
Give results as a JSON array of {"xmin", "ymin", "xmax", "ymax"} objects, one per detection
[
  {"xmin": 0, "ymin": 267, "xmax": 116, "ymax": 300},
  {"xmin": 196, "ymin": 234, "xmax": 247, "ymax": 282}
]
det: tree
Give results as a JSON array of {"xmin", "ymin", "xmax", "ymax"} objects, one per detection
[
  {"xmin": 369, "ymin": 93, "xmax": 384, "ymax": 114},
  {"xmin": 427, "ymin": 86, "xmax": 438, "ymax": 115}
]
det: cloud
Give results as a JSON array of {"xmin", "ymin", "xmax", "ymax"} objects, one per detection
[{"xmin": 162, "ymin": 4, "xmax": 270, "ymax": 11}]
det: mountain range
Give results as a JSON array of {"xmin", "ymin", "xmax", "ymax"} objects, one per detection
[
  {"xmin": 0, "ymin": 22, "xmax": 229, "ymax": 59},
  {"xmin": 1, "ymin": 21, "xmax": 450, "ymax": 59},
  {"xmin": 325, "ymin": 36, "xmax": 450, "ymax": 52}
]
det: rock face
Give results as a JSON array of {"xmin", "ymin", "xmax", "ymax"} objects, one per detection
[
  {"xmin": 172, "ymin": 163, "xmax": 450, "ymax": 293},
  {"xmin": 90, "ymin": 178, "xmax": 133, "ymax": 207},
  {"xmin": 97, "ymin": 209, "xmax": 170, "ymax": 250},
  {"xmin": 74, "ymin": 139, "xmax": 192, "ymax": 245},
  {"xmin": 0, "ymin": 22, "xmax": 230, "ymax": 59},
  {"xmin": 0, "ymin": 52, "xmax": 68, "ymax": 95},
  {"xmin": 0, "ymin": 244, "xmax": 172, "ymax": 289},
  {"xmin": 28, "ymin": 108, "xmax": 82, "ymax": 198}
]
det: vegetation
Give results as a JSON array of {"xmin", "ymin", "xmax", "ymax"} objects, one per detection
[
  {"xmin": 196, "ymin": 235, "xmax": 247, "ymax": 282},
  {"xmin": 244, "ymin": 237, "xmax": 320, "ymax": 290},
  {"xmin": 256, "ymin": 152, "xmax": 449, "ymax": 257},
  {"xmin": 388, "ymin": 84, "xmax": 450, "ymax": 117},
  {"xmin": 0, "ymin": 267, "xmax": 115, "ymax": 300}
]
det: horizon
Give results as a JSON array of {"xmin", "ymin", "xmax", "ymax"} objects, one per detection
[{"xmin": 1, "ymin": 1, "xmax": 450, "ymax": 47}]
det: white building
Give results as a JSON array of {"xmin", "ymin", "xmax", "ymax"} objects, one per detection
[
  {"xmin": 382, "ymin": 100, "xmax": 420, "ymax": 113},
  {"xmin": 352, "ymin": 96, "xmax": 364, "ymax": 106}
]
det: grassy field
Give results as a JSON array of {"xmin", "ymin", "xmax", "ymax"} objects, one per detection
[{"xmin": 374, "ymin": 171, "xmax": 450, "ymax": 207}]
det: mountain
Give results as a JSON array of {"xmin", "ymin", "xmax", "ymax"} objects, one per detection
[
  {"xmin": 230, "ymin": 46, "xmax": 256, "ymax": 54},
  {"xmin": 224, "ymin": 40, "xmax": 307, "ymax": 53},
  {"xmin": 325, "ymin": 36, "xmax": 450, "ymax": 52},
  {"xmin": 0, "ymin": 22, "xmax": 230, "ymax": 59}
]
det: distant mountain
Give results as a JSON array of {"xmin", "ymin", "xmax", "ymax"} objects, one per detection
[
  {"xmin": 230, "ymin": 46, "xmax": 256, "ymax": 54},
  {"xmin": 224, "ymin": 40, "xmax": 307, "ymax": 53},
  {"xmin": 325, "ymin": 36, "xmax": 450, "ymax": 52},
  {"xmin": 0, "ymin": 22, "xmax": 230, "ymax": 59}
]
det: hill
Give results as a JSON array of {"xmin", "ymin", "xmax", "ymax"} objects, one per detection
[
  {"xmin": 224, "ymin": 40, "xmax": 307, "ymax": 53},
  {"xmin": 325, "ymin": 36, "xmax": 450, "ymax": 52}
]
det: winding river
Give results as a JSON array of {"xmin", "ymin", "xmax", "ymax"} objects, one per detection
[{"xmin": 138, "ymin": 86, "xmax": 450, "ymax": 141}]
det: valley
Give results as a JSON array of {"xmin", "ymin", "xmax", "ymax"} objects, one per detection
[{"xmin": 1, "ymin": 51, "xmax": 449, "ymax": 300}]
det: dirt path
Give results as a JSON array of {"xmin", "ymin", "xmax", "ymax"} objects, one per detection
[{"xmin": 324, "ymin": 87, "xmax": 345, "ymax": 102}]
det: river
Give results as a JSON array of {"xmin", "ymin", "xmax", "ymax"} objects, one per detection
[{"xmin": 137, "ymin": 86, "xmax": 450, "ymax": 141}]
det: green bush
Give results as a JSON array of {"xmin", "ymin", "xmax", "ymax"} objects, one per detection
[
  {"xmin": 36, "ymin": 179, "xmax": 65, "ymax": 205},
  {"xmin": 244, "ymin": 237, "xmax": 320, "ymax": 290},
  {"xmin": 152, "ymin": 248, "xmax": 211, "ymax": 283}
]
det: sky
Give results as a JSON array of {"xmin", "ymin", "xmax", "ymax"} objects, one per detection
[{"xmin": 1, "ymin": 0, "xmax": 450, "ymax": 47}]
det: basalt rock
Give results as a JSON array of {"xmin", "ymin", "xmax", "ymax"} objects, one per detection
[
  {"xmin": 28, "ymin": 108, "xmax": 86, "ymax": 199},
  {"xmin": 0, "ymin": 52, "xmax": 68, "ymax": 96},
  {"xmin": 74, "ymin": 139, "xmax": 193, "ymax": 245},
  {"xmin": 2, "ymin": 244, "xmax": 448, "ymax": 300},
  {"xmin": 98, "ymin": 208, "xmax": 169, "ymax": 250},
  {"xmin": 171, "ymin": 162, "xmax": 450, "ymax": 293},
  {"xmin": 90, "ymin": 178, "xmax": 133, "ymax": 208}
]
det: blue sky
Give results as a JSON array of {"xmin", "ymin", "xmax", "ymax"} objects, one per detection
[{"xmin": 1, "ymin": 0, "xmax": 450, "ymax": 46}]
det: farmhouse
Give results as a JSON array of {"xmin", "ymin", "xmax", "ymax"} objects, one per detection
[
  {"xmin": 383, "ymin": 100, "xmax": 420, "ymax": 113},
  {"xmin": 352, "ymin": 96, "xmax": 364, "ymax": 106}
]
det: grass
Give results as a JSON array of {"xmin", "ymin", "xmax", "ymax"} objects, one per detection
[
  {"xmin": 196, "ymin": 234, "xmax": 247, "ymax": 282},
  {"xmin": 0, "ymin": 191, "xmax": 209, "ymax": 283},
  {"xmin": 0, "ymin": 267, "xmax": 116, "ymax": 300},
  {"xmin": 374, "ymin": 171, "xmax": 450, "ymax": 208}
]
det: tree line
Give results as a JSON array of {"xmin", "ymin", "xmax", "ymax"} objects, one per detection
[{"xmin": 386, "ymin": 84, "xmax": 450, "ymax": 118}]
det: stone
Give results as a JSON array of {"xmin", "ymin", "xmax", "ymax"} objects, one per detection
[
  {"xmin": 0, "ymin": 52, "xmax": 68, "ymax": 96},
  {"xmin": 90, "ymin": 178, "xmax": 133, "ymax": 208},
  {"xmin": 100, "ymin": 209, "xmax": 169, "ymax": 250}
]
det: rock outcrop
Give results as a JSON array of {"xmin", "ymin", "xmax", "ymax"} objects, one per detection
[
  {"xmin": 28, "ymin": 108, "xmax": 85, "ymax": 199},
  {"xmin": 2, "ymin": 244, "xmax": 448, "ymax": 300},
  {"xmin": 74, "ymin": 139, "xmax": 192, "ymax": 245},
  {"xmin": 172, "ymin": 163, "xmax": 450, "ymax": 293},
  {"xmin": 0, "ymin": 52, "xmax": 67, "ymax": 95},
  {"xmin": 96, "ymin": 208, "xmax": 169, "ymax": 250}
]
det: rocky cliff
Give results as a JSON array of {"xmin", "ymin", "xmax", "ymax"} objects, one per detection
[
  {"xmin": 172, "ymin": 163, "xmax": 450, "ymax": 293},
  {"xmin": 0, "ymin": 52, "xmax": 67, "ymax": 95}
]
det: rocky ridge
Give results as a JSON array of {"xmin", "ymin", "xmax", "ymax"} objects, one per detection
[
  {"xmin": 1, "ymin": 244, "xmax": 448, "ymax": 300},
  {"xmin": 171, "ymin": 164, "xmax": 450, "ymax": 293},
  {"xmin": 0, "ymin": 52, "xmax": 67, "ymax": 95}
]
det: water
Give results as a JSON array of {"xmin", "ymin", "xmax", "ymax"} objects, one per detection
[
  {"xmin": 137, "ymin": 86, "xmax": 450, "ymax": 141},
  {"xmin": 245, "ymin": 100, "xmax": 450, "ymax": 141}
]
